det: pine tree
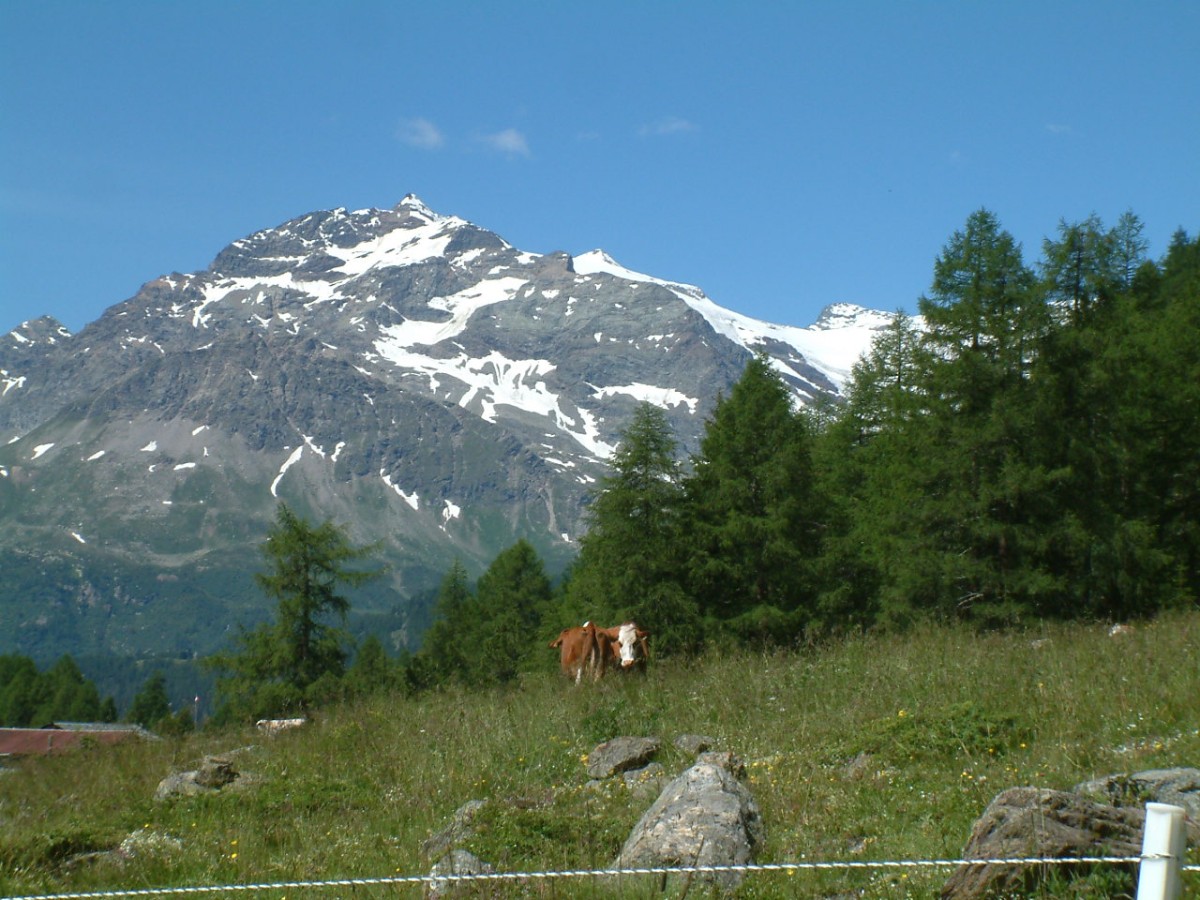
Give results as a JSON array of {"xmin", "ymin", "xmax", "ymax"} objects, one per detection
[
  {"xmin": 416, "ymin": 559, "xmax": 475, "ymax": 685},
  {"xmin": 1040, "ymin": 214, "xmax": 1118, "ymax": 322},
  {"xmin": 470, "ymin": 539, "xmax": 553, "ymax": 684},
  {"xmin": 565, "ymin": 402, "xmax": 698, "ymax": 653},
  {"xmin": 1091, "ymin": 231, "xmax": 1200, "ymax": 614},
  {"xmin": 37, "ymin": 655, "xmax": 102, "ymax": 725},
  {"xmin": 912, "ymin": 210, "xmax": 1052, "ymax": 621},
  {"xmin": 126, "ymin": 672, "xmax": 172, "ymax": 728},
  {"xmin": 1111, "ymin": 210, "xmax": 1150, "ymax": 291},
  {"xmin": 815, "ymin": 313, "xmax": 931, "ymax": 627},
  {"xmin": 682, "ymin": 354, "xmax": 821, "ymax": 641},
  {"xmin": 0, "ymin": 654, "xmax": 42, "ymax": 726},
  {"xmin": 344, "ymin": 635, "xmax": 397, "ymax": 697},
  {"xmin": 208, "ymin": 503, "xmax": 381, "ymax": 720}
]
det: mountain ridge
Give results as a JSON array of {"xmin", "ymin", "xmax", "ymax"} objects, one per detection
[{"xmin": 0, "ymin": 195, "xmax": 896, "ymax": 663}]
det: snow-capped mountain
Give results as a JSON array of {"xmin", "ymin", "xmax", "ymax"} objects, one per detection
[{"xmin": 0, "ymin": 195, "xmax": 894, "ymax": 661}]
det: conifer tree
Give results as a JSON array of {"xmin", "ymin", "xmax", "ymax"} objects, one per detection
[
  {"xmin": 470, "ymin": 539, "xmax": 553, "ymax": 684},
  {"xmin": 344, "ymin": 634, "xmax": 397, "ymax": 696},
  {"xmin": 37, "ymin": 655, "xmax": 103, "ymax": 725},
  {"xmin": 126, "ymin": 672, "xmax": 172, "ymax": 728},
  {"xmin": 912, "ymin": 209, "xmax": 1050, "ymax": 621},
  {"xmin": 0, "ymin": 654, "xmax": 43, "ymax": 726},
  {"xmin": 208, "ymin": 503, "xmax": 380, "ymax": 720},
  {"xmin": 1111, "ymin": 210, "xmax": 1150, "ymax": 291},
  {"xmin": 814, "ymin": 313, "xmax": 930, "ymax": 626},
  {"xmin": 682, "ymin": 354, "xmax": 820, "ymax": 641},
  {"xmin": 1040, "ymin": 214, "xmax": 1118, "ymax": 322},
  {"xmin": 565, "ymin": 402, "xmax": 698, "ymax": 652},
  {"xmin": 415, "ymin": 559, "xmax": 474, "ymax": 685}
]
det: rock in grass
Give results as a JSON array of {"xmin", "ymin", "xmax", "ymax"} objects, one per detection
[
  {"xmin": 155, "ymin": 755, "xmax": 240, "ymax": 800},
  {"xmin": 941, "ymin": 787, "xmax": 1143, "ymax": 899},
  {"xmin": 422, "ymin": 799, "xmax": 487, "ymax": 861},
  {"xmin": 1075, "ymin": 767, "xmax": 1200, "ymax": 820},
  {"xmin": 586, "ymin": 736, "xmax": 660, "ymax": 779},
  {"xmin": 616, "ymin": 753, "xmax": 763, "ymax": 892},
  {"xmin": 674, "ymin": 734, "xmax": 717, "ymax": 756},
  {"xmin": 426, "ymin": 849, "xmax": 494, "ymax": 899}
]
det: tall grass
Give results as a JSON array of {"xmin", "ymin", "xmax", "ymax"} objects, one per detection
[{"xmin": 2, "ymin": 612, "xmax": 1197, "ymax": 898}]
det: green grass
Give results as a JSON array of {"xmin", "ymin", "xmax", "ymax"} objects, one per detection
[{"xmin": 2, "ymin": 612, "xmax": 1198, "ymax": 898}]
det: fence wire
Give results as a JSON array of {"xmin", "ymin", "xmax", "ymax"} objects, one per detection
[{"xmin": 5, "ymin": 854, "xmax": 1197, "ymax": 900}]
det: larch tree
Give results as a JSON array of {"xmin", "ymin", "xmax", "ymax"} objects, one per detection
[
  {"xmin": 208, "ymin": 503, "xmax": 381, "ymax": 720},
  {"xmin": 682, "ymin": 353, "xmax": 821, "ymax": 642},
  {"xmin": 913, "ymin": 209, "xmax": 1053, "ymax": 621},
  {"xmin": 469, "ymin": 539, "xmax": 553, "ymax": 685},
  {"xmin": 565, "ymin": 402, "xmax": 698, "ymax": 654}
]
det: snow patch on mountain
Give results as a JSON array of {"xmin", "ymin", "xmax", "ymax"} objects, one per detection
[
  {"xmin": 573, "ymin": 250, "xmax": 892, "ymax": 389},
  {"xmin": 271, "ymin": 446, "xmax": 304, "ymax": 497},
  {"xmin": 591, "ymin": 382, "xmax": 699, "ymax": 413},
  {"xmin": 2, "ymin": 372, "xmax": 25, "ymax": 396},
  {"xmin": 376, "ymin": 276, "xmax": 528, "ymax": 348},
  {"xmin": 381, "ymin": 471, "xmax": 419, "ymax": 510},
  {"xmin": 324, "ymin": 214, "xmax": 466, "ymax": 279}
]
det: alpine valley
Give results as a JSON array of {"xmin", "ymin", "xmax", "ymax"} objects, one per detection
[{"xmin": 0, "ymin": 195, "xmax": 894, "ymax": 671}]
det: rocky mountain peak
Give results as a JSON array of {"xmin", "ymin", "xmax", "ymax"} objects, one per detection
[
  {"xmin": 5, "ymin": 315, "xmax": 72, "ymax": 350},
  {"xmin": 0, "ymin": 195, "xmax": 899, "ymax": 665},
  {"xmin": 394, "ymin": 193, "xmax": 439, "ymax": 222}
]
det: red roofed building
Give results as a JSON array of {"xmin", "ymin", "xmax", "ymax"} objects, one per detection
[{"xmin": 0, "ymin": 724, "xmax": 156, "ymax": 758}]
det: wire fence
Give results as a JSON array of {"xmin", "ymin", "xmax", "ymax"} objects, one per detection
[{"xmin": 4, "ymin": 854, "xmax": 1197, "ymax": 900}]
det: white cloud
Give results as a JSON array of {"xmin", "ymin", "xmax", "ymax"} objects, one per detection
[
  {"xmin": 1045, "ymin": 122, "xmax": 1073, "ymax": 135},
  {"xmin": 480, "ymin": 128, "xmax": 531, "ymax": 158},
  {"xmin": 396, "ymin": 117, "xmax": 445, "ymax": 150},
  {"xmin": 639, "ymin": 116, "xmax": 697, "ymax": 137}
]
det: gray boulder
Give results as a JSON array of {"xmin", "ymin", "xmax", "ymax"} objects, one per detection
[
  {"xmin": 674, "ymin": 734, "xmax": 717, "ymax": 756},
  {"xmin": 155, "ymin": 755, "xmax": 240, "ymax": 800},
  {"xmin": 422, "ymin": 800, "xmax": 487, "ymax": 861},
  {"xmin": 616, "ymin": 753, "xmax": 763, "ymax": 892},
  {"xmin": 941, "ymin": 787, "xmax": 1144, "ymax": 899},
  {"xmin": 1075, "ymin": 767, "xmax": 1200, "ymax": 820},
  {"xmin": 118, "ymin": 829, "xmax": 183, "ymax": 859},
  {"xmin": 425, "ymin": 849, "xmax": 494, "ymax": 899},
  {"xmin": 622, "ymin": 763, "xmax": 668, "ymax": 800},
  {"xmin": 586, "ymin": 736, "xmax": 661, "ymax": 779}
]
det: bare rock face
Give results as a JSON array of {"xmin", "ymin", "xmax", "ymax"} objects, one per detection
[
  {"xmin": 616, "ymin": 754, "xmax": 763, "ymax": 892},
  {"xmin": 941, "ymin": 787, "xmax": 1144, "ymax": 899}
]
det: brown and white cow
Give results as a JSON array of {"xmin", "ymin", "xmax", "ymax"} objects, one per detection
[
  {"xmin": 549, "ymin": 621, "xmax": 602, "ymax": 684},
  {"xmin": 595, "ymin": 622, "xmax": 650, "ymax": 672}
]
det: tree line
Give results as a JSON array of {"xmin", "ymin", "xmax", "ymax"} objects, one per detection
[
  {"xmin": 0, "ymin": 654, "xmax": 193, "ymax": 733},
  {"xmin": 194, "ymin": 209, "xmax": 1200, "ymax": 720}
]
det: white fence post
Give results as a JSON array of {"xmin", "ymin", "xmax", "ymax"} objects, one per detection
[{"xmin": 1136, "ymin": 802, "xmax": 1186, "ymax": 900}]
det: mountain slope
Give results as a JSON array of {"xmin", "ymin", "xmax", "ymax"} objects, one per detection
[{"xmin": 0, "ymin": 195, "xmax": 895, "ymax": 661}]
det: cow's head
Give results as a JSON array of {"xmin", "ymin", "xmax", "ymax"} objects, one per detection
[{"xmin": 615, "ymin": 622, "xmax": 649, "ymax": 668}]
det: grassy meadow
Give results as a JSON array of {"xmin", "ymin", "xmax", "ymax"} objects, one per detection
[{"xmin": 2, "ymin": 611, "xmax": 1198, "ymax": 898}]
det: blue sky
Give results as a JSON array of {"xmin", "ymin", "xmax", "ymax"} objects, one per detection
[{"xmin": 2, "ymin": 2, "xmax": 1197, "ymax": 336}]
